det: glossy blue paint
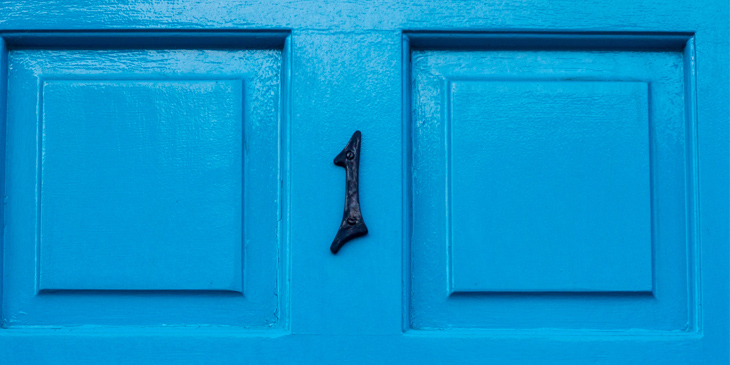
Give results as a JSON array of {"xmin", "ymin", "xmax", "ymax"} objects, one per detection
[
  {"xmin": 449, "ymin": 80, "xmax": 652, "ymax": 293},
  {"xmin": 4, "ymin": 42, "xmax": 287, "ymax": 328},
  {"xmin": 40, "ymin": 79, "xmax": 245, "ymax": 293},
  {"xmin": 409, "ymin": 41, "xmax": 694, "ymax": 332},
  {"xmin": 0, "ymin": 2, "xmax": 727, "ymax": 364}
]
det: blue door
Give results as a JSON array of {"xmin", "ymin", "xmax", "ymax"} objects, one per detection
[{"xmin": 0, "ymin": 1, "xmax": 727, "ymax": 363}]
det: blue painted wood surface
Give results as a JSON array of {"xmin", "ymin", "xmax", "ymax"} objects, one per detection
[
  {"xmin": 409, "ymin": 43, "xmax": 693, "ymax": 333},
  {"xmin": 4, "ymin": 45, "xmax": 286, "ymax": 328},
  {"xmin": 0, "ymin": 1, "xmax": 727, "ymax": 363}
]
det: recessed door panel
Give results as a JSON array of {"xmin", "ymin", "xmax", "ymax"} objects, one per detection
[
  {"xmin": 409, "ymin": 38, "xmax": 694, "ymax": 331},
  {"xmin": 3, "ymin": 46, "xmax": 286, "ymax": 328}
]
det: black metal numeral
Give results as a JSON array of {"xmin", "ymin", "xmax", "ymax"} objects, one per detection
[{"xmin": 330, "ymin": 131, "xmax": 368, "ymax": 254}]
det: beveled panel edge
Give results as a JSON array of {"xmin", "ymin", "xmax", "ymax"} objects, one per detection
[
  {"xmin": 0, "ymin": 31, "xmax": 293, "ymax": 331},
  {"xmin": 401, "ymin": 32, "xmax": 700, "ymax": 336}
]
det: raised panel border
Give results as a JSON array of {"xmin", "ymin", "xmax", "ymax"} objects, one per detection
[
  {"xmin": 0, "ymin": 30, "xmax": 293, "ymax": 332},
  {"xmin": 401, "ymin": 32, "xmax": 700, "ymax": 336}
]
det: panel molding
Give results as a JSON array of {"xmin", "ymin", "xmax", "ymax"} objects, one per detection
[
  {"xmin": 402, "ymin": 32, "xmax": 700, "ymax": 336},
  {"xmin": 0, "ymin": 31, "xmax": 293, "ymax": 330}
]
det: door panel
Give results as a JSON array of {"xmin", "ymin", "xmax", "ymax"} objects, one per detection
[
  {"xmin": 40, "ymin": 79, "xmax": 245, "ymax": 293},
  {"xmin": 3, "ymin": 40, "xmax": 288, "ymax": 328},
  {"xmin": 409, "ymin": 34, "xmax": 694, "ymax": 332},
  {"xmin": 449, "ymin": 79, "xmax": 652, "ymax": 293},
  {"xmin": 0, "ymin": 1, "xmax": 726, "ymax": 363}
]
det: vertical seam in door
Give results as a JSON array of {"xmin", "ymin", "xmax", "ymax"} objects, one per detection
[
  {"xmin": 683, "ymin": 36, "xmax": 701, "ymax": 334},
  {"xmin": 647, "ymin": 80, "xmax": 657, "ymax": 298},
  {"xmin": 0, "ymin": 37, "xmax": 7, "ymax": 326},
  {"xmin": 34, "ymin": 75, "xmax": 44, "ymax": 295},
  {"xmin": 279, "ymin": 33, "xmax": 293, "ymax": 332},
  {"xmin": 401, "ymin": 32, "xmax": 413, "ymax": 333},
  {"xmin": 445, "ymin": 78, "xmax": 454, "ymax": 296}
]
